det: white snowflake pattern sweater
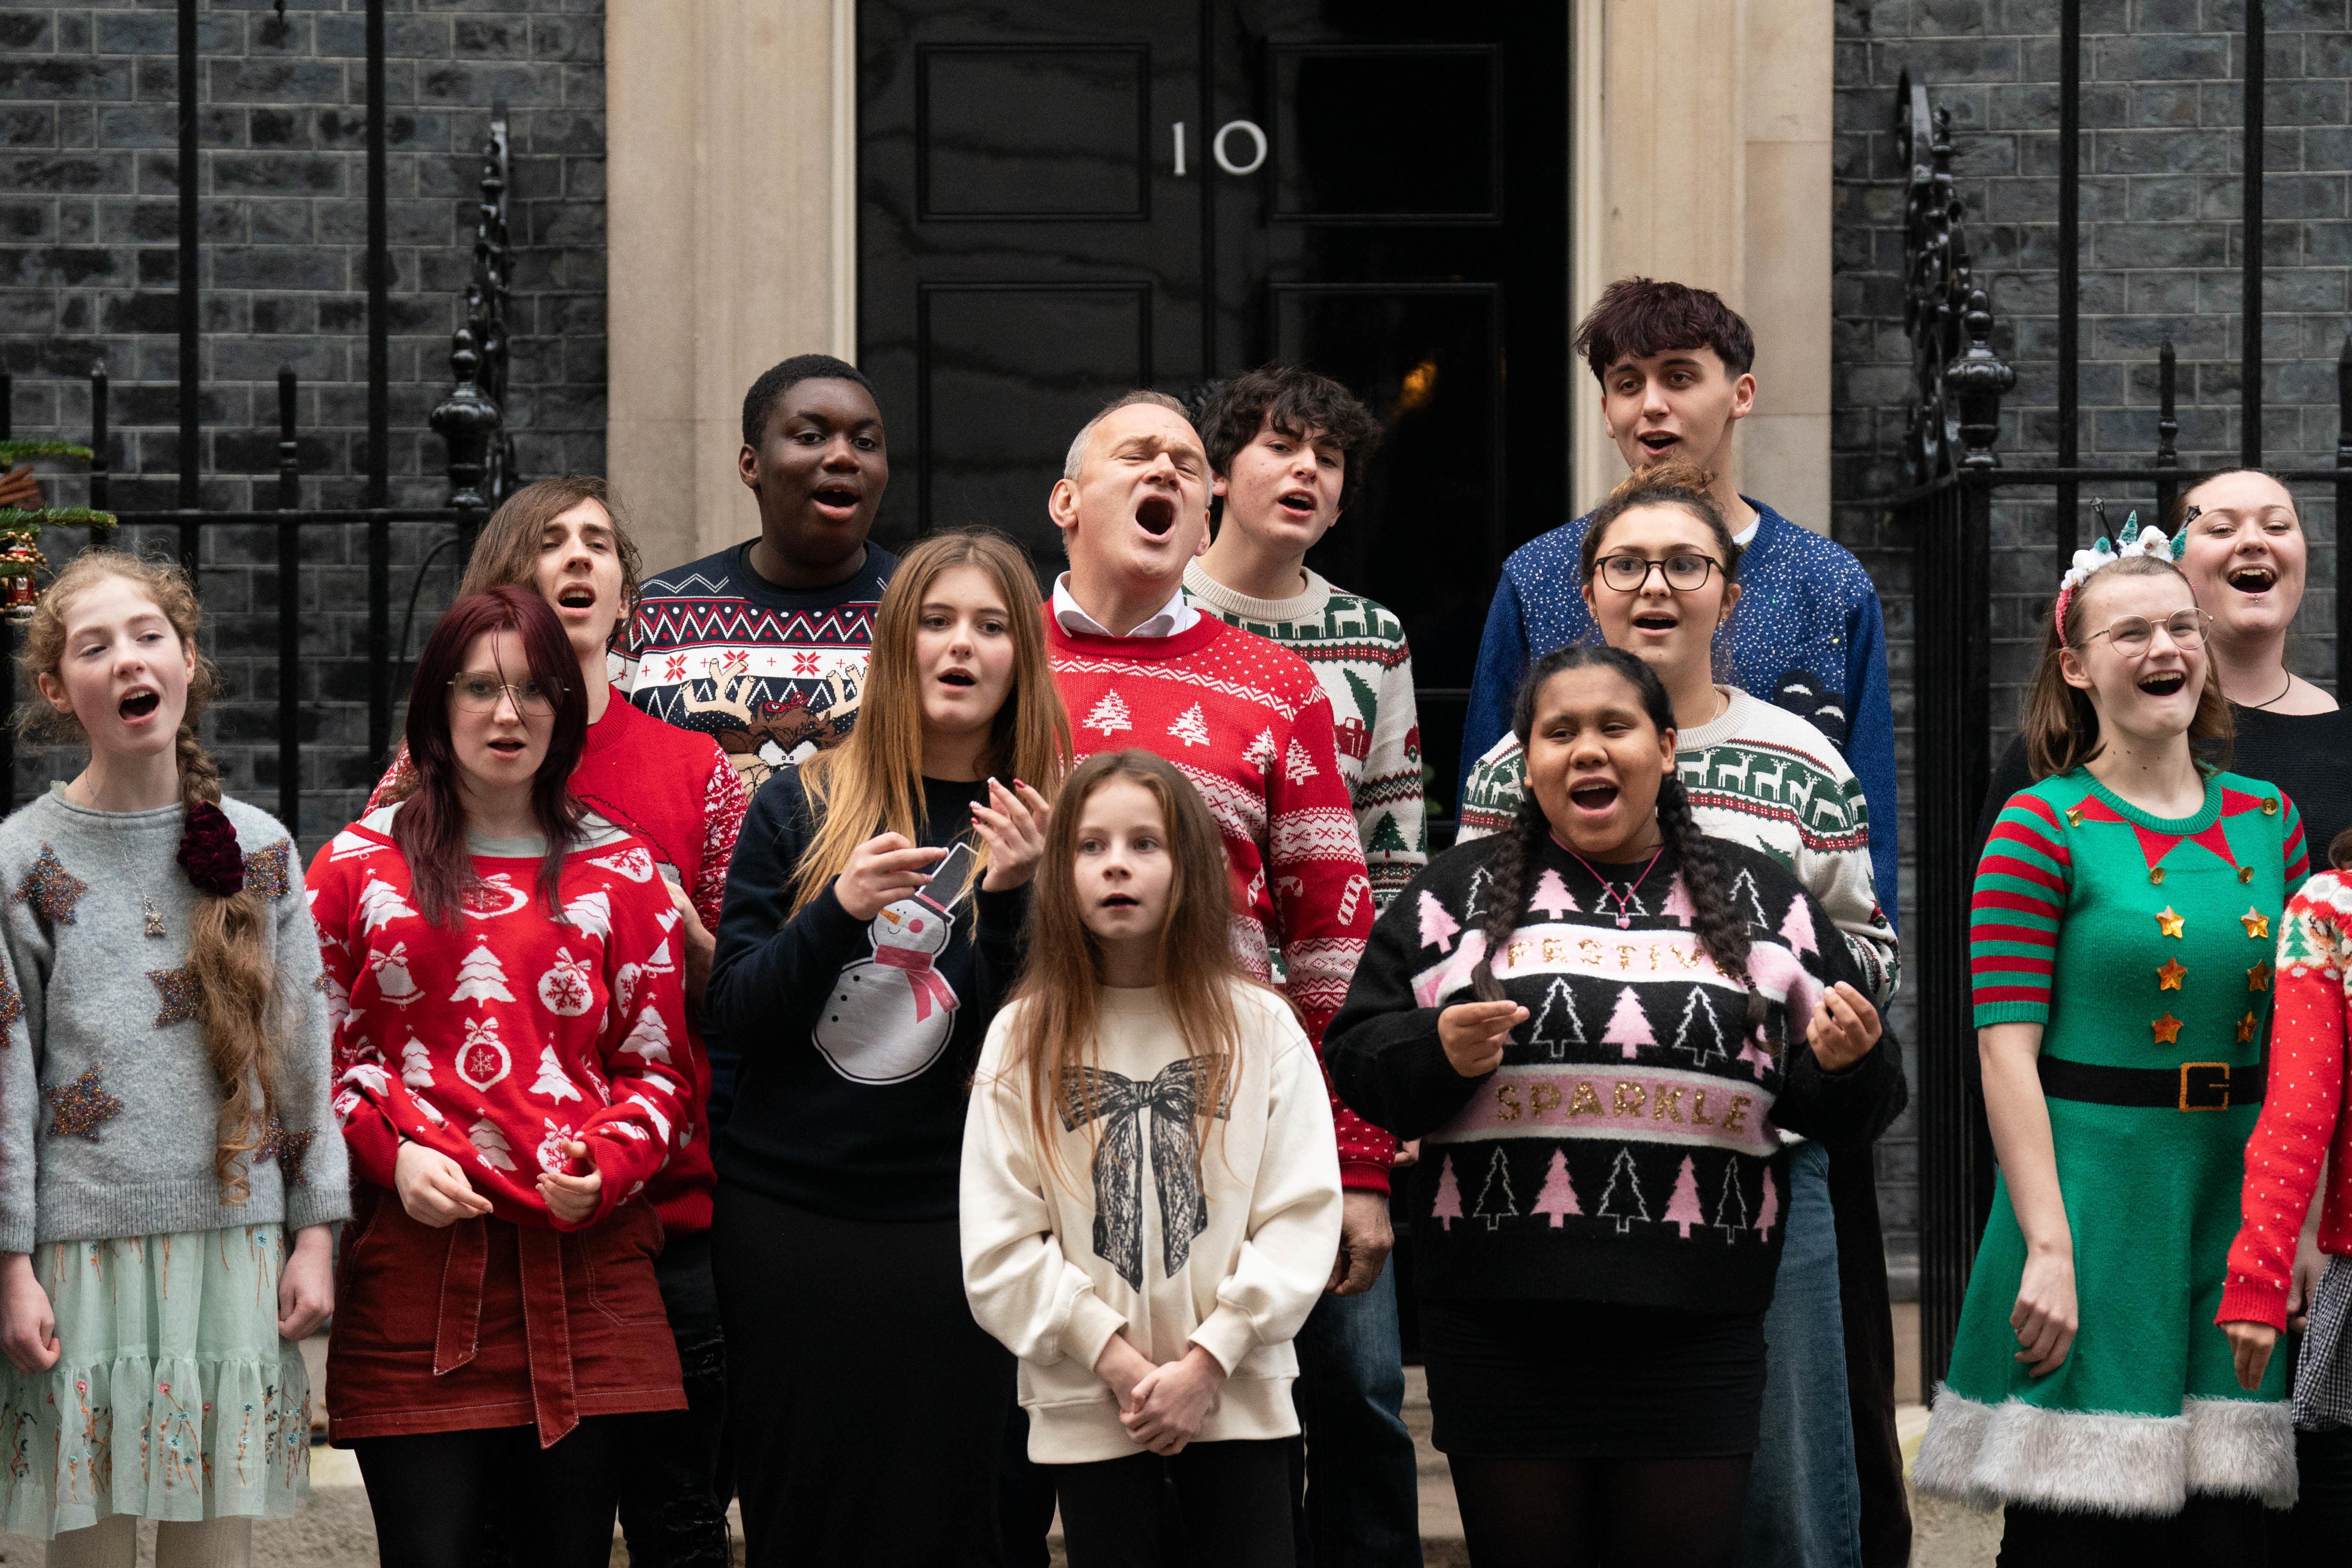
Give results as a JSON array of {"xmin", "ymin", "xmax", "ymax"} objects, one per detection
[
  {"xmin": 1183, "ymin": 562, "xmax": 1427, "ymax": 911},
  {"xmin": 1046, "ymin": 612, "xmax": 1392, "ymax": 1191},
  {"xmin": 304, "ymin": 810, "xmax": 693, "ymax": 1231}
]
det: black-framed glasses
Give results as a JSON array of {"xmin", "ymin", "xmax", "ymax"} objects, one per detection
[
  {"xmin": 448, "ymin": 671, "xmax": 561, "ymax": 716},
  {"xmin": 2082, "ymin": 609, "xmax": 2210, "ymax": 658},
  {"xmin": 1594, "ymin": 552, "xmax": 1722, "ymax": 593}
]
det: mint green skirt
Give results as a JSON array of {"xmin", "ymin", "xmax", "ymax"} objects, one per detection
[{"xmin": 0, "ymin": 1226, "xmax": 310, "ymax": 1538}]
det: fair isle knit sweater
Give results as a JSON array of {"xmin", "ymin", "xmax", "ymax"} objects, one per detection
[
  {"xmin": 1326, "ymin": 834, "xmax": 1904, "ymax": 1312},
  {"xmin": 0, "ymin": 787, "xmax": 350, "ymax": 1250},
  {"xmin": 1456, "ymin": 687, "xmax": 1897, "ymax": 1004},
  {"xmin": 1184, "ymin": 562, "xmax": 1427, "ymax": 911}
]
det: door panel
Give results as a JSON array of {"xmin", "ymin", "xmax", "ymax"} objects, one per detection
[{"xmin": 918, "ymin": 45, "xmax": 1154, "ymax": 220}]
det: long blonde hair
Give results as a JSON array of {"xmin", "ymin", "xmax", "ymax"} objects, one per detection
[
  {"xmin": 1002, "ymin": 751, "xmax": 1267, "ymax": 1191},
  {"xmin": 16, "ymin": 551, "xmax": 284, "ymax": 1203},
  {"xmin": 786, "ymin": 529, "xmax": 1071, "ymax": 915}
]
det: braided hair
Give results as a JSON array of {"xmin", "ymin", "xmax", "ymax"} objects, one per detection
[{"xmin": 1468, "ymin": 644, "xmax": 1766, "ymax": 1040}]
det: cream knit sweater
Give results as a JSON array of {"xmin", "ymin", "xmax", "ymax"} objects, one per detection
[{"xmin": 960, "ymin": 981, "xmax": 1343, "ymax": 1464}]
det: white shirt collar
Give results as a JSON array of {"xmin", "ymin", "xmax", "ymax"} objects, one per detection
[{"xmin": 1050, "ymin": 574, "xmax": 1195, "ymax": 639}]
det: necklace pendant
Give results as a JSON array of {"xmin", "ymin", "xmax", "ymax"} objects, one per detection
[
  {"xmin": 142, "ymin": 898, "xmax": 164, "ymax": 939},
  {"xmin": 1616, "ymin": 914, "xmax": 1632, "ymax": 930}
]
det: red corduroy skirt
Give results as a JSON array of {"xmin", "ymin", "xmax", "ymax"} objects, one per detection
[{"xmin": 326, "ymin": 1186, "xmax": 684, "ymax": 1448}]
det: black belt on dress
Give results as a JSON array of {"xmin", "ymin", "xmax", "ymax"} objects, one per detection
[{"xmin": 2036, "ymin": 1054, "xmax": 2264, "ymax": 1112}]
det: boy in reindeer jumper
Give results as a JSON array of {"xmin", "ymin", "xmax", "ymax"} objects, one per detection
[{"xmin": 1181, "ymin": 365, "xmax": 1426, "ymax": 1567}]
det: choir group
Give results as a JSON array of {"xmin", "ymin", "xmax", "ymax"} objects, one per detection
[{"xmin": 0, "ymin": 277, "xmax": 2341, "ymax": 1568}]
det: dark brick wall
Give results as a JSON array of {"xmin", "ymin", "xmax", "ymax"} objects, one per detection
[
  {"xmin": 0, "ymin": 0, "xmax": 605, "ymax": 842},
  {"xmin": 1834, "ymin": 0, "xmax": 2352, "ymax": 1287}
]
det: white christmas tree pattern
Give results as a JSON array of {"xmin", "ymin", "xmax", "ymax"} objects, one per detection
[
  {"xmin": 1529, "ymin": 978, "xmax": 1586, "ymax": 1058},
  {"xmin": 1532, "ymin": 1148, "xmax": 1581, "ymax": 1226},
  {"xmin": 619, "ymin": 1006, "xmax": 674, "ymax": 1063},
  {"xmin": 1417, "ymin": 890, "xmax": 1461, "ymax": 953},
  {"xmin": 399, "ymin": 1037, "xmax": 435, "ymax": 1090},
  {"xmin": 468, "ymin": 1118, "xmax": 517, "ymax": 1172},
  {"xmin": 1527, "ymin": 869, "xmax": 1578, "ymax": 921},
  {"xmin": 1713, "ymin": 1164, "xmax": 1751, "ymax": 1238},
  {"xmin": 1663, "ymin": 1156, "xmax": 1707, "ymax": 1237},
  {"xmin": 1082, "ymin": 690, "xmax": 1133, "ymax": 737},
  {"xmin": 1166, "ymin": 703, "xmax": 1212, "ymax": 748},
  {"xmin": 1595, "ymin": 1147, "xmax": 1650, "ymax": 1234},
  {"xmin": 1464, "ymin": 865, "xmax": 1493, "ymax": 921},
  {"xmin": 1285, "ymin": 738, "xmax": 1319, "ymax": 784},
  {"xmin": 450, "ymin": 940, "xmax": 515, "ymax": 1004},
  {"xmin": 1754, "ymin": 1168, "xmax": 1781, "ymax": 1237},
  {"xmin": 1778, "ymin": 896, "xmax": 1818, "ymax": 955},
  {"xmin": 1601, "ymin": 986, "xmax": 1654, "ymax": 1060},
  {"xmin": 1673, "ymin": 986, "xmax": 1729, "ymax": 1069},
  {"xmin": 1473, "ymin": 1147, "xmax": 1519, "ymax": 1230},
  {"xmin": 1244, "ymin": 729, "xmax": 1279, "ymax": 774},
  {"xmin": 457, "ymin": 1017, "xmax": 514, "ymax": 1091},
  {"xmin": 1728, "ymin": 868, "xmax": 1769, "ymax": 930},
  {"xmin": 530, "ymin": 1042, "xmax": 583, "ymax": 1103},
  {"xmin": 355, "ymin": 875, "xmax": 419, "ymax": 933},
  {"xmin": 562, "ymin": 889, "xmax": 613, "ymax": 939},
  {"xmin": 537, "ymin": 948, "xmax": 596, "ymax": 1017},
  {"xmin": 1431, "ymin": 1154, "xmax": 1464, "ymax": 1230}
]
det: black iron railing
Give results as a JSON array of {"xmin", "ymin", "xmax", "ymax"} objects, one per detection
[{"xmin": 1889, "ymin": 9, "xmax": 2352, "ymax": 1389}]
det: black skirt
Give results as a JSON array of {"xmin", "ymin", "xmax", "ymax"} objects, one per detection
[{"xmin": 1420, "ymin": 1297, "xmax": 1767, "ymax": 1459}]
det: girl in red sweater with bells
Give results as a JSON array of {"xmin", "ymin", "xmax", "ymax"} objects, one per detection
[{"xmin": 310, "ymin": 587, "xmax": 692, "ymax": 1568}]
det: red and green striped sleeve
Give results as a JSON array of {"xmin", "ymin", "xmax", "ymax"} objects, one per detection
[
  {"xmin": 1972, "ymin": 790, "xmax": 2071, "ymax": 1026},
  {"xmin": 2281, "ymin": 793, "xmax": 2310, "ymax": 894}
]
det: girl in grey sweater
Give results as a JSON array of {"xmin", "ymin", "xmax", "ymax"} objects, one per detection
[{"xmin": 0, "ymin": 553, "xmax": 348, "ymax": 1568}]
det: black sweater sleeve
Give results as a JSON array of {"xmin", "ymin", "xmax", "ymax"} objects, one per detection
[
  {"xmin": 708, "ymin": 772, "xmax": 873, "ymax": 1062},
  {"xmin": 1325, "ymin": 855, "xmax": 1492, "ymax": 1141},
  {"xmin": 1767, "ymin": 875, "xmax": 1908, "ymax": 1148}
]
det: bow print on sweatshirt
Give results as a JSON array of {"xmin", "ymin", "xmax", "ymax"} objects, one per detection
[{"xmin": 1059, "ymin": 1056, "xmax": 1235, "ymax": 1289}]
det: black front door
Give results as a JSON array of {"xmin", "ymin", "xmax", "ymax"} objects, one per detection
[{"xmin": 858, "ymin": 0, "xmax": 1571, "ymax": 826}]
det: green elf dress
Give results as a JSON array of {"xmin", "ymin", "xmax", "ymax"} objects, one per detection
[{"xmin": 1912, "ymin": 768, "xmax": 2305, "ymax": 1515}]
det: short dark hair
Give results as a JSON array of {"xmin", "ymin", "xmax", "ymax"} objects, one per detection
[
  {"xmin": 741, "ymin": 354, "xmax": 878, "ymax": 448},
  {"xmin": 1574, "ymin": 277, "xmax": 1755, "ymax": 385},
  {"xmin": 1197, "ymin": 365, "xmax": 1382, "ymax": 511}
]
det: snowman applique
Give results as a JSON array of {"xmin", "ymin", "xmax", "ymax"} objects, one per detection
[{"xmin": 813, "ymin": 843, "xmax": 972, "ymax": 1085}]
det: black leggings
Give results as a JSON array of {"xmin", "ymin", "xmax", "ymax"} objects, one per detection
[
  {"xmin": 1996, "ymin": 1495, "xmax": 2268, "ymax": 1568},
  {"xmin": 1051, "ymin": 1439, "xmax": 1294, "ymax": 1568},
  {"xmin": 353, "ymin": 1418, "xmax": 625, "ymax": 1568},
  {"xmin": 1446, "ymin": 1454, "xmax": 1753, "ymax": 1568}
]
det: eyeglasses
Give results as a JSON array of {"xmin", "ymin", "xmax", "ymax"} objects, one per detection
[
  {"xmin": 1594, "ymin": 552, "xmax": 1722, "ymax": 593},
  {"xmin": 448, "ymin": 672, "xmax": 561, "ymax": 716},
  {"xmin": 2081, "ymin": 609, "xmax": 2210, "ymax": 658}
]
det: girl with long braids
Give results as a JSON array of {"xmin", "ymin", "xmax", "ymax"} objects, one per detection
[
  {"xmin": 1913, "ymin": 529, "xmax": 2301, "ymax": 1560},
  {"xmin": 1454, "ymin": 463, "xmax": 1902, "ymax": 1568},
  {"xmin": 0, "ymin": 552, "xmax": 348, "ymax": 1568},
  {"xmin": 1327, "ymin": 644, "xmax": 1900, "ymax": 1568}
]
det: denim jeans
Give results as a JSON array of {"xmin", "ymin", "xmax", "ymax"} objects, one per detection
[
  {"xmin": 1737, "ymin": 1141, "xmax": 1862, "ymax": 1568},
  {"xmin": 1291, "ymin": 1262, "xmax": 1423, "ymax": 1568}
]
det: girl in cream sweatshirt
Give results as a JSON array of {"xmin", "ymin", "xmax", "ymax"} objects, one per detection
[{"xmin": 961, "ymin": 750, "xmax": 1342, "ymax": 1568}]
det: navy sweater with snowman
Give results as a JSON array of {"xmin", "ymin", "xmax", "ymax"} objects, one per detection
[{"xmin": 710, "ymin": 766, "xmax": 1027, "ymax": 1221}]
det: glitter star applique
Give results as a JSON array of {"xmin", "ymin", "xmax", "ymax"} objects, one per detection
[
  {"xmin": 148, "ymin": 964, "xmax": 200, "ymax": 1028},
  {"xmin": 2249, "ymin": 962, "xmax": 2273, "ymax": 992},
  {"xmin": 2157, "ymin": 906, "xmax": 2186, "ymax": 939},
  {"xmin": 2157, "ymin": 958, "xmax": 2187, "ymax": 991},
  {"xmin": 45, "ymin": 1069, "xmax": 121, "ymax": 1142},
  {"xmin": 2242, "ymin": 908, "xmax": 2271, "ymax": 940},
  {"xmin": 2237, "ymin": 1011, "xmax": 2259, "ymax": 1045},
  {"xmin": 2152, "ymin": 1013, "xmax": 2184, "ymax": 1045},
  {"xmin": 12, "ymin": 845, "xmax": 87, "ymax": 925},
  {"xmin": 261, "ymin": 1117, "xmax": 316, "ymax": 1186},
  {"xmin": 0, "ymin": 965, "xmax": 22, "ymax": 1029},
  {"xmin": 242, "ymin": 843, "xmax": 293, "ymax": 901}
]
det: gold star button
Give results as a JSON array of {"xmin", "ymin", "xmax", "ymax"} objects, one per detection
[
  {"xmin": 2066, "ymin": 804, "xmax": 2086, "ymax": 827},
  {"xmin": 2150, "ymin": 867, "xmax": 2166, "ymax": 885},
  {"xmin": 2158, "ymin": 906, "xmax": 2186, "ymax": 939},
  {"xmin": 2153, "ymin": 1013, "xmax": 2184, "ymax": 1045},
  {"xmin": 2249, "ymin": 962, "xmax": 2273, "ymax": 992},
  {"xmin": 2263, "ymin": 798, "xmax": 2279, "ymax": 816},
  {"xmin": 2242, "ymin": 908, "xmax": 2271, "ymax": 939},
  {"xmin": 2237, "ymin": 1011, "xmax": 2259, "ymax": 1044},
  {"xmin": 2158, "ymin": 958, "xmax": 2188, "ymax": 991},
  {"xmin": 2239, "ymin": 866, "xmax": 2255, "ymax": 883}
]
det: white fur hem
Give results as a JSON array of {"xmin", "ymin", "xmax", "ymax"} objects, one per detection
[{"xmin": 1912, "ymin": 1386, "xmax": 2297, "ymax": 1516}]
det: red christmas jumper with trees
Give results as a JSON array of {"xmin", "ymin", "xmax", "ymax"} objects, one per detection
[
  {"xmin": 1045, "ymin": 612, "xmax": 1393, "ymax": 1191},
  {"xmin": 306, "ymin": 819, "xmax": 695, "ymax": 1444}
]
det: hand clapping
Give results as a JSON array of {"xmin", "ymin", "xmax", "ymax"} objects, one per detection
[{"xmin": 970, "ymin": 778, "xmax": 1052, "ymax": 892}]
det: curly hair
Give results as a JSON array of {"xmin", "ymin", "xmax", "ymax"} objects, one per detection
[
  {"xmin": 1195, "ymin": 365, "xmax": 1384, "ymax": 512},
  {"xmin": 1468, "ymin": 643, "xmax": 1765, "ymax": 1040}
]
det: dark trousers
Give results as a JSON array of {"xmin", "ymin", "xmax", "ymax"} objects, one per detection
[
  {"xmin": 2272, "ymin": 1425, "xmax": 2352, "ymax": 1553},
  {"xmin": 1826, "ymin": 1142, "xmax": 1911, "ymax": 1568},
  {"xmin": 1052, "ymin": 1439, "xmax": 1295, "ymax": 1568},
  {"xmin": 1998, "ymin": 1496, "xmax": 2267, "ymax": 1568},
  {"xmin": 616, "ymin": 1230, "xmax": 731, "ymax": 1568},
  {"xmin": 999, "ymin": 1405, "xmax": 1058, "ymax": 1568},
  {"xmin": 714, "ymin": 1182, "xmax": 1010, "ymax": 1568},
  {"xmin": 1290, "ymin": 1265, "xmax": 1423, "ymax": 1567},
  {"xmin": 355, "ymin": 1419, "xmax": 626, "ymax": 1568}
]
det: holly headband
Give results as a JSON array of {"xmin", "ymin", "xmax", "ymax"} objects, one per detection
[{"xmin": 2052, "ymin": 503, "xmax": 2189, "ymax": 647}]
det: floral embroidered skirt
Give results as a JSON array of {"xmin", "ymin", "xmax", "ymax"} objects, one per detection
[{"xmin": 0, "ymin": 1226, "xmax": 309, "ymax": 1539}]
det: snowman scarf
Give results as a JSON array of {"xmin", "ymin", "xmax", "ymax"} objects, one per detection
[
  {"xmin": 1059, "ymin": 1058, "xmax": 1235, "ymax": 1289},
  {"xmin": 875, "ymin": 942, "xmax": 957, "ymax": 1021}
]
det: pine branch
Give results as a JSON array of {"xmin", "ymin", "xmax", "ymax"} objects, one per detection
[{"xmin": 0, "ymin": 441, "xmax": 95, "ymax": 466}]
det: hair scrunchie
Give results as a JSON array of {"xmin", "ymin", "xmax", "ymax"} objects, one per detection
[{"xmin": 178, "ymin": 800, "xmax": 245, "ymax": 899}]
